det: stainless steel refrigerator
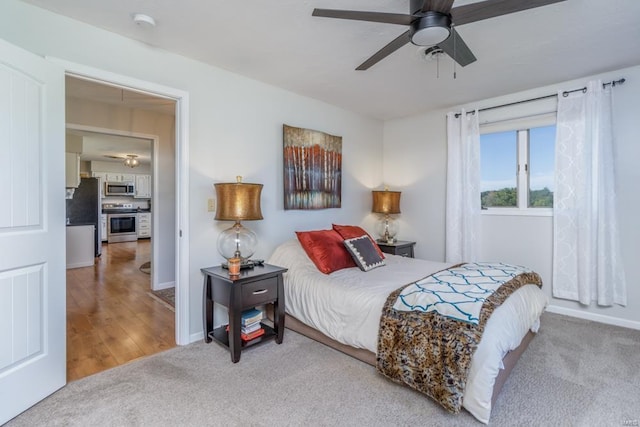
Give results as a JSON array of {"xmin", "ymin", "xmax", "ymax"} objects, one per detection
[{"xmin": 66, "ymin": 177, "xmax": 102, "ymax": 257}]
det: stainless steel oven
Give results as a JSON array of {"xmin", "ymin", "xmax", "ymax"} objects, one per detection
[{"xmin": 106, "ymin": 212, "xmax": 137, "ymax": 243}]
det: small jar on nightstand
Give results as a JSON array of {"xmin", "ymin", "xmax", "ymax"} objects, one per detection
[{"xmin": 376, "ymin": 240, "xmax": 416, "ymax": 258}]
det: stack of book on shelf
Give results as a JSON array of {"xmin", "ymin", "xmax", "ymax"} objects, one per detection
[{"xmin": 240, "ymin": 308, "xmax": 264, "ymax": 342}]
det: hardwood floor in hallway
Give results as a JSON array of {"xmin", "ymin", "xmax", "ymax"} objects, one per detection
[{"xmin": 66, "ymin": 239, "xmax": 175, "ymax": 382}]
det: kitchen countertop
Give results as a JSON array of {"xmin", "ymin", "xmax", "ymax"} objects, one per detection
[
  {"xmin": 102, "ymin": 209, "xmax": 151, "ymax": 214},
  {"xmin": 66, "ymin": 223, "xmax": 96, "ymax": 227}
]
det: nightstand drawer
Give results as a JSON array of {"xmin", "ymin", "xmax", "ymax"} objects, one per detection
[
  {"xmin": 395, "ymin": 246, "xmax": 413, "ymax": 257},
  {"xmin": 377, "ymin": 240, "xmax": 416, "ymax": 258},
  {"xmin": 242, "ymin": 277, "xmax": 278, "ymax": 306}
]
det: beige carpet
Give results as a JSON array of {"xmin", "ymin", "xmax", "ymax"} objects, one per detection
[{"xmin": 6, "ymin": 312, "xmax": 640, "ymax": 426}]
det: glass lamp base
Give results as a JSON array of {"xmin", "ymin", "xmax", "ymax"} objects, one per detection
[
  {"xmin": 216, "ymin": 221, "xmax": 258, "ymax": 262},
  {"xmin": 377, "ymin": 237, "xmax": 397, "ymax": 245},
  {"xmin": 376, "ymin": 215, "xmax": 398, "ymax": 244},
  {"xmin": 221, "ymin": 260, "xmax": 256, "ymax": 270}
]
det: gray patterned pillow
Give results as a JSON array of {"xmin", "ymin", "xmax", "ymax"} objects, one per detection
[{"xmin": 343, "ymin": 235, "xmax": 386, "ymax": 271}]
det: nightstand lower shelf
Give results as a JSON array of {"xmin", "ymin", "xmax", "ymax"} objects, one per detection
[{"xmin": 209, "ymin": 322, "xmax": 277, "ymax": 349}]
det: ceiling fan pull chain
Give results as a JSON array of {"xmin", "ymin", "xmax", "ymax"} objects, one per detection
[{"xmin": 452, "ymin": 23, "xmax": 457, "ymax": 80}]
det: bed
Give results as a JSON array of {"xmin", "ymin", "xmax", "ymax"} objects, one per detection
[{"xmin": 267, "ymin": 234, "xmax": 548, "ymax": 424}]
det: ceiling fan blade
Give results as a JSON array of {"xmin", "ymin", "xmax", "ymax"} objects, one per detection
[
  {"xmin": 421, "ymin": 0, "xmax": 455, "ymax": 14},
  {"xmin": 312, "ymin": 9, "xmax": 413, "ymax": 25},
  {"xmin": 356, "ymin": 30, "xmax": 412, "ymax": 70},
  {"xmin": 437, "ymin": 27, "xmax": 477, "ymax": 67},
  {"xmin": 451, "ymin": 0, "xmax": 567, "ymax": 26}
]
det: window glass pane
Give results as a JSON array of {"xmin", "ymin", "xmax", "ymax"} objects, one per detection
[
  {"xmin": 480, "ymin": 131, "xmax": 517, "ymax": 208},
  {"xmin": 528, "ymin": 125, "xmax": 555, "ymax": 207}
]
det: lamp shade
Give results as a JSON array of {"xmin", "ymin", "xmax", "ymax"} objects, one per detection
[
  {"xmin": 214, "ymin": 178, "xmax": 263, "ymax": 221},
  {"xmin": 372, "ymin": 190, "xmax": 401, "ymax": 215},
  {"xmin": 214, "ymin": 176, "xmax": 263, "ymax": 262}
]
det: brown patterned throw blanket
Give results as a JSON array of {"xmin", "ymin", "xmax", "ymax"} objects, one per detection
[{"xmin": 376, "ymin": 262, "xmax": 542, "ymax": 413}]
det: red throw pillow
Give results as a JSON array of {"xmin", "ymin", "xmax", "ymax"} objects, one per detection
[
  {"xmin": 332, "ymin": 224, "xmax": 385, "ymax": 259},
  {"xmin": 295, "ymin": 229, "xmax": 356, "ymax": 274}
]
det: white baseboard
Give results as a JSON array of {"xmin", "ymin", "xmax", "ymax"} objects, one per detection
[
  {"xmin": 153, "ymin": 280, "xmax": 175, "ymax": 291},
  {"xmin": 66, "ymin": 261, "xmax": 94, "ymax": 269},
  {"xmin": 190, "ymin": 331, "xmax": 205, "ymax": 344},
  {"xmin": 546, "ymin": 304, "xmax": 640, "ymax": 330}
]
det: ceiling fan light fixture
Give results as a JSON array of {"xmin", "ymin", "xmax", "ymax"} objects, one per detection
[
  {"xmin": 410, "ymin": 12, "xmax": 451, "ymax": 46},
  {"xmin": 124, "ymin": 154, "xmax": 139, "ymax": 168}
]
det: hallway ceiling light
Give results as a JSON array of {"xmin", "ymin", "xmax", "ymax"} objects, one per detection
[{"xmin": 124, "ymin": 154, "xmax": 140, "ymax": 168}]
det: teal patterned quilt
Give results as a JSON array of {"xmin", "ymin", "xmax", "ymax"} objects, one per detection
[
  {"xmin": 392, "ymin": 262, "xmax": 535, "ymax": 324},
  {"xmin": 377, "ymin": 262, "xmax": 542, "ymax": 413}
]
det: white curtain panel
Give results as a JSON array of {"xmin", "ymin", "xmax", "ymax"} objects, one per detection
[
  {"xmin": 553, "ymin": 80, "xmax": 627, "ymax": 306},
  {"xmin": 445, "ymin": 109, "xmax": 480, "ymax": 263}
]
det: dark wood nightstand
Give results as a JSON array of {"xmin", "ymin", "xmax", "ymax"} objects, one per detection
[
  {"xmin": 201, "ymin": 263, "xmax": 287, "ymax": 363},
  {"xmin": 376, "ymin": 240, "xmax": 416, "ymax": 258}
]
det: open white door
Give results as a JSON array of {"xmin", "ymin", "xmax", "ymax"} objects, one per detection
[{"xmin": 0, "ymin": 39, "xmax": 66, "ymax": 423}]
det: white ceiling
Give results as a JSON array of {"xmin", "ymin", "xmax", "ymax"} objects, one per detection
[
  {"xmin": 66, "ymin": 76, "xmax": 171, "ymax": 166},
  {"xmin": 67, "ymin": 127, "xmax": 153, "ymax": 165},
  {"xmin": 24, "ymin": 0, "xmax": 640, "ymax": 120},
  {"xmin": 66, "ymin": 76, "xmax": 176, "ymax": 116}
]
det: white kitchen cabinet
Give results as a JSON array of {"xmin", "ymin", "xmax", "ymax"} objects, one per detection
[
  {"xmin": 134, "ymin": 174, "xmax": 151, "ymax": 199},
  {"xmin": 104, "ymin": 173, "xmax": 135, "ymax": 183},
  {"xmin": 137, "ymin": 212, "xmax": 151, "ymax": 238},
  {"xmin": 65, "ymin": 152, "xmax": 80, "ymax": 188},
  {"xmin": 101, "ymin": 214, "xmax": 107, "ymax": 242},
  {"xmin": 104, "ymin": 173, "xmax": 121, "ymax": 182}
]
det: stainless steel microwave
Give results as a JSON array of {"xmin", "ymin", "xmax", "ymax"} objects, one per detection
[{"xmin": 105, "ymin": 181, "xmax": 135, "ymax": 196}]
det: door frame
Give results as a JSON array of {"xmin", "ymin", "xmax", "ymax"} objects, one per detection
[
  {"xmin": 51, "ymin": 57, "xmax": 190, "ymax": 345},
  {"xmin": 66, "ymin": 124, "xmax": 160, "ymax": 286}
]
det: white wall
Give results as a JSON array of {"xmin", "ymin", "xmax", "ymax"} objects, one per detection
[
  {"xmin": 384, "ymin": 64, "xmax": 640, "ymax": 329},
  {"xmin": 0, "ymin": 0, "xmax": 383, "ymax": 338},
  {"xmin": 382, "ymin": 112, "xmax": 448, "ymax": 262}
]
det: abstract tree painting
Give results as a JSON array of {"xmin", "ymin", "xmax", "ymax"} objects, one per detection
[{"xmin": 283, "ymin": 124, "xmax": 342, "ymax": 210}]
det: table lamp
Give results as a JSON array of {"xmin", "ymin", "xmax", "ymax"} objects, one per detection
[
  {"xmin": 372, "ymin": 188, "xmax": 401, "ymax": 244},
  {"xmin": 215, "ymin": 176, "xmax": 263, "ymax": 268}
]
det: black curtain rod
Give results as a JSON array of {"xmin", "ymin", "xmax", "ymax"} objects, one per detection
[{"xmin": 454, "ymin": 78, "xmax": 626, "ymax": 118}]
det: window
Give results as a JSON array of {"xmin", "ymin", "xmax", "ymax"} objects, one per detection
[{"xmin": 480, "ymin": 124, "xmax": 556, "ymax": 211}]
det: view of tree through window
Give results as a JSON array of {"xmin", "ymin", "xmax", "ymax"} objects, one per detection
[
  {"xmin": 480, "ymin": 125, "xmax": 555, "ymax": 209},
  {"xmin": 480, "ymin": 130, "xmax": 517, "ymax": 207}
]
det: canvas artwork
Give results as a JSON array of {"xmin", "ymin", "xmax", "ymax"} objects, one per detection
[{"xmin": 283, "ymin": 124, "xmax": 342, "ymax": 210}]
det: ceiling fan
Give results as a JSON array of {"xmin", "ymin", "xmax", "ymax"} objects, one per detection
[
  {"xmin": 312, "ymin": 0, "xmax": 566, "ymax": 70},
  {"xmin": 103, "ymin": 154, "xmax": 141, "ymax": 167}
]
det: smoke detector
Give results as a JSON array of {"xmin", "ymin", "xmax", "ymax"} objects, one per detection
[{"xmin": 132, "ymin": 13, "xmax": 156, "ymax": 27}]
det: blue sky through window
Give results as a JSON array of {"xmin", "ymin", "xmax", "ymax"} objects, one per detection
[
  {"xmin": 480, "ymin": 125, "xmax": 556, "ymax": 192},
  {"xmin": 480, "ymin": 130, "xmax": 517, "ymax": 192},
  {"xmin": 529, "ymin": 126, "xmax": 556, "ymax": 191}
]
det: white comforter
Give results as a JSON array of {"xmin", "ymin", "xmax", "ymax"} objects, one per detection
[{"xmin": 268, "ymin": 239, "xmax": 548, "ymax": 424}]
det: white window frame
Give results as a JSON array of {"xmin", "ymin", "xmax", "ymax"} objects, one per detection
[{"xmin": 480, "ymin": 113, "xmax": 556, "ymax": 217}]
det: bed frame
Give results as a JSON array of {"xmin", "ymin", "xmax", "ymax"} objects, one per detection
[{"xmin": 283, "ymin": 312, "xmax": 535, "ymax": 407}]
